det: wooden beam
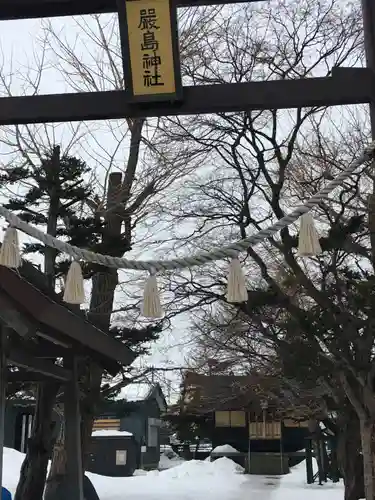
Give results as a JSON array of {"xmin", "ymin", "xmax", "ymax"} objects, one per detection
[
  {"xmin": 36, "ymin": 330, "xmax": 71, "ymax": 348},
  {"xmin": 0, "ymin": 290, "xmax": 36, "ymax": 338},
  {"xmin": 9, "ymin": 335, "xmax": 68, "ymax": 358},
  {"xmin": 7, "ymin": 370, "xmax": 53, "ymax": 383},
  {"xmin": 0, "ymin": 266, "xmax": 135, "ymax": 367},
  {"xmin": 7, "ymin": 348, "xmax": 72, "ymax": 381},
  {"xmin": 0, "ymin": 0, "xmax": 265, "ymax": 20},
  {"xmin": 41, "ymin": 304, "xmax": 136, "ymax": 366},
  {"xmin": 0, "ymin": 327, "xmax": 8, "ymax": 493},
  {"xmin": 0, "ymin": 68, "xmax": 372, "ymax": 125},
  {"xmin": 64, "ymin": 355, "xmax": 84, "ymax": 500}
]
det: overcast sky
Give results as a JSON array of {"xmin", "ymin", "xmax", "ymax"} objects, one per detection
[{"xmin": 0, "ymin": 15, "xmax": 190, "ymax": 403}]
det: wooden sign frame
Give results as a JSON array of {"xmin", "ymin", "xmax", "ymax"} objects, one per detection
[
  {"xmin": 117, "ymin": 0, "xmax": 183, "ymax": 102},
  {"xmin": 0, "ymin": 0, "xmax": 372, "ymax": 129}
]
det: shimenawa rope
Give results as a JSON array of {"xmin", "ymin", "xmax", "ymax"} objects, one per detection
[
  {"xmin": 0, "ymin": 141, "xmax": 373, "ymax": 272},
  {"xmin": 0, "ymin": 141, "xmax": 374, "ymax": 316}
]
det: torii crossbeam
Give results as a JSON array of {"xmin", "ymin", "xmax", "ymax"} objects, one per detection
[
  {"xmin": 0, "ymin": 0, "xmax": 373, "ymax": 125},
  {"xmin": 0, "ymin": 0, "xmax": 262, "ymax": 19}
]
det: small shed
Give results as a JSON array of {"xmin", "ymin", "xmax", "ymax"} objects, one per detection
[
  {"xmin": 88, "ymin": 430, "xmax": 138, "ymax": 477},
  {"xmin": 169, "ymin": 371, "xmax": 326, "ymax": 475},
  {"xmin": 93, "ymin": 383, "xmax": 167, "ymax": 470}
]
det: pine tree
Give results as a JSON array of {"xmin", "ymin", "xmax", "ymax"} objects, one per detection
[
  {"xmin": 5, "ymin": 146, "xmax": 162, "ymax": 500},
  {"xmin": 0, "ymin": 145, "xmax": 96, "ymax": 286}
]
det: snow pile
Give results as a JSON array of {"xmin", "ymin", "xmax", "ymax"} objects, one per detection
[
  {"xmin": 3, "ymin": 448, "xmax": 25, "ymax": 495},
  {"xmin": 158, "ymin": 453, "xmax": 185, "ymax": 470},
  {"xmin": 210, "ymin": 457, "xmax": 244, "ymax": 474},
  {"xmin": 269, "ymin": 460, "xmax": 344, "ymax": 500},
  {"xmin": 92, "ymin": 430, "xmax": 133, "ymax": 437},
  {"xmin": 133, "ymin": 469, "xmax": 149, "ymax": 476},
  {"xmin": 160, "ymin": 457, "xmax": 244, "ymax": 479},
  {"xmin": 211, "ymin": 444, "xmax": 239, "ymax": 454},
  {"xmin": 1, "ymin": 446, "xmax": 347, "ymax": 500},
  {"xmin": 89, "ymin": 456, "xmax": 247, "ymax": 500}
]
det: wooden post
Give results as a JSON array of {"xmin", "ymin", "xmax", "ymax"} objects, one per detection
[
  {"xmin": 64, "ymin": 355, "xmax": 83, "ymax": 500},
  {"xmin": 247, "ymin": 414, "xmax": 251, "ymax": 474},
  {"xmin": 329, "ymin": 436, "xmax": 340, "ymax": 483},
  {"xmin": 321, "ymin": 438, "xmax": 328, "ymax": 483},
  {"xmin": 316, "ymin": 438, "xmax": 324, "ymax": 485},
  {"xmin": 305, "ymin": 438, "xmax": 314, "ymax": 484},
  {"xmin": 0, "ymin": 326, "xmax": 8, "ymax": 493},
  {"xmin": 279, "ymin": 425, "xmax": 285, "ymax": 475}
]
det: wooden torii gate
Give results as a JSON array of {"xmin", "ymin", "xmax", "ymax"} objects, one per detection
[
  {"xmin": 0, "ymin": 0, "xmax": 373, "ymax": 125},
  {"xmin": 0, "ymin": 1, "xmax": 375, "ymax": 500}
]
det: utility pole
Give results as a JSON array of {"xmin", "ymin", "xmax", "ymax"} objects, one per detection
[
  {"xmin": 361, "ymin": 0, "xmax": 375, "ymax": 134},
  {"xmin": 358, "ymin": 6, "xmax": 375, "ymax": 500},
  {"xmin": 361, "ymin": 0, "xmax": 375, "ymax": 267}
]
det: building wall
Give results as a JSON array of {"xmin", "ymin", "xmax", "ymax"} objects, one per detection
[
  {"xmin": 211, "ymin": 411, "xmax": 309, "ymax": 454},
  {"xmin": 4, "ymin": 404, "xmax": 18, "ymax": 449},
  {"xmin": 4, "ymin": 402, "xmax": 61, "ymax": 453},
  {"xmin": 120, "ymin": 399, "xmax": 161, "ymax": 469},
  {"xmin": 121, "ymin": 414, "xmax": 144, "ymax": 444},
  {"xmin": 88, "ymin": 436, "xmax": 138, "ymax": 477},
  {"xmin": 5, "ymin": 394, "xmax": 164, "ymax": 471}
]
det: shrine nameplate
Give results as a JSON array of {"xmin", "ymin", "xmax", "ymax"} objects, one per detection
[{"xmin": 118, "ymin": 0, "xmax": 182, "ymax": 102}]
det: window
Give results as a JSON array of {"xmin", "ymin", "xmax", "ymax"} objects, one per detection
[
  {"xmin": 20, "ymin": 414, "xmax": 33, "ymax": 453},
  {"xmin": 93, "ymin": 418, "xmax": 120, "ymax": 431},
  {"xmin": 230, "ymin": 411, "xmax": 246, "ymax": 427},
  {"xmin": 116, "ymin": 450, "xmax": 127, "ymax": 465},
  {"xmin": 215, "ymin": 411, "xmax": 230, "ymax": 426},
  {"xmin": 284, "ymin": 419, "xmax": 309, "ymax": 428},
  {"xmin": 249, "ymin": 419, "xmax": 281, "ymax": 439},
  {"xmin": 215, "ymin": 411, "xmax": 246, "ymax": 427},
  {"xmin": 148, "ymin": 419, "xmax": 159, "ymax": 447}
]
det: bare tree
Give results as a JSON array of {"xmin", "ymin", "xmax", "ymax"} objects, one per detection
[
  {"xmin": 0, "ymin": 6, "xmax": 228, "ymax": 498},
  {"xmin": 144, "ymin": 1, "xmax": 370, "ymax": 498}
]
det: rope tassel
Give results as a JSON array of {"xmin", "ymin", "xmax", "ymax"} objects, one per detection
[
  {"xmin": 142, "ymin": 273, "xmax": 163, "ymax": 319},
  {"xmin": 0, "ymin": 142, "xmax": 371, "ymax": 274},
  {"xmin": 226, "ymin": 257, "xmax": 248, "ymax": 303},
  {"xmin": 0, "ymin": 227, "xmax": 21, "ymax": 269},
  {"xmin": 63, "ymin": 261, "xmax": 85, "ymax": 305},
  {"xmin": 298, "ymin": 213, "xmax": 322, "ymax": 257}
]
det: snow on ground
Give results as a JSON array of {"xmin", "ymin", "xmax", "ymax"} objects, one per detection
[
  {"xmin": 265, "ymin": 460, "xmax": 344, "ymax": 500},
  {"xmin": 2, "ymin": 447, "xmax": 346, "ymax": 500},
  {"xmin": 90, "ymin": 457, "xmax": 246, "ymax": 500},
  {"xmin": 3, "ymin": 448, "xmax": 24, "ymax": 494},
  {"xmin": 211, "ymin": 444, "xmax": 239, "ymax": 454}
]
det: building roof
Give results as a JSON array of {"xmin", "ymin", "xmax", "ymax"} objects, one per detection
[
  {"xmin": 178, "ymin": 371, "xmax": 325, "ymax": 419},
  {"xmin": 117, "ymin": 383, "xmax": 153, "ymax": 402},
  {"xmin": 116, "ymin": 382, "xmax": 167, "ymax": 411},
  {"xmin": 0, "ymin": 259, "xmax": 136, "ymax": 375}
]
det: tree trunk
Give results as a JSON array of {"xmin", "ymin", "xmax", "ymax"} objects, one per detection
[
  {"xmin": 337, "ymin": 411, "xmax": 364, "ymax": 500},
  {"xmin": 44, "ymin": 440, "xmax": 67, "ymax": 500},
  {"xmin": 16, "ymin": 146, "xmax": 62, "ymax": 500},
  {"xmin": 359, "ymin": 417, "xmax": 375, "ymax": 500},
  {"xmin": 45, "ymin": 172, "xmax": 123, "ymax": 500},
  {"xmin": 46, "ymin": 120, "xmax": 144, "ymax": 497},
  {"xmin": 80, "ymin": 119, "xmax": 144, "ymax": 470},
  {"xmin": 44, "ymin": 145, "xmax": 60, "ymax": 290},
  {"xmin": 79, "ymin": 359, "xmax": 103, "ymax": 471},
  {"xmin": 14, "ymin": 382, "xmax": 59, "ymax": 500}
]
